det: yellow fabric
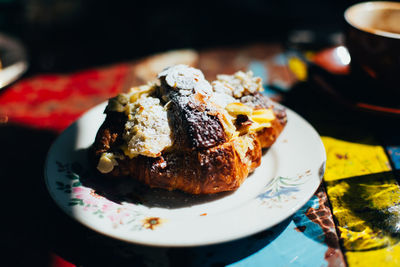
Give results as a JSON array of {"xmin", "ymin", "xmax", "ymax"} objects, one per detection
[
  {"xmin": 322, "ymin": 136, "xmax": 391, "ymax": 181},
  {"xmin": 322, "ymin": 136, "xmax": 400, "ymax": 266},
  {"xmin": 288, "ymin": 57, "xmax": 307, "ymax": 81},
  {"xmin": 346, "ymin": 245, "xmax": 400, "ymax": 267}
]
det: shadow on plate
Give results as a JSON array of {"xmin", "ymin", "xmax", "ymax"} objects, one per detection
[{"xmin": 75, "ymin": 147, "xmax": 235, "ymax": 209}]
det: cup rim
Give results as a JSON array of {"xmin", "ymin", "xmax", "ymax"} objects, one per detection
[{"xmin": 344, "ymin": 1, "xmax": 400, "ymax": 39}]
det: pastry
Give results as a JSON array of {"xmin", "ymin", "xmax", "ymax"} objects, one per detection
[{"xmin": 92, "ymin": 65, "xmax": 287, "ymax": 194}]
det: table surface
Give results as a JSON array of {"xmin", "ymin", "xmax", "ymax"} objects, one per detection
[{"xmin": 1, "ymin": 43, "xmax": 399, "ymax": 267}]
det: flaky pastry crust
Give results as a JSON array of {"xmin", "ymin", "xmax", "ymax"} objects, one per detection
[{"xmin": 91, "ymin": 66, "xmax": 287, "ymax": 194}]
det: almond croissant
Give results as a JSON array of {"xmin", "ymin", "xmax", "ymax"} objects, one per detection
[{"xmin": 92, "ymin": 65, "xmax": 287, "ymax": 194}]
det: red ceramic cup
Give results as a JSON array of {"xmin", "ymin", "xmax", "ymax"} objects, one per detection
[{"xmin": 344, "ymin": 1, "xmax": 400, "ymax": 96}]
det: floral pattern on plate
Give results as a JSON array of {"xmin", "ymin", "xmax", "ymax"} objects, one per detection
[{"xmin": 54, "ymin": 161, "xmax": 152, "ymax": 231}]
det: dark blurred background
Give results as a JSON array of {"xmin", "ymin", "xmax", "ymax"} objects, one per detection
[{"xmin": 0, "ymin": 0, "xmax": 363, "ymax": 74}]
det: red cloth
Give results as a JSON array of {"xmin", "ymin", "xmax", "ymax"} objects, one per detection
[
  {"xmin": 49, "ymin": 254, "xmax": 76, "ymax": 267},
  {"xmin": 0, "ymin": 64, "xmax": 130, "ymax": 132}
]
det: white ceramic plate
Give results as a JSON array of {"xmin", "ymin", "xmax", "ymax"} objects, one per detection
[{"xmin": 45, "ymin": 102, "xmax": 326, "ymax": 247}]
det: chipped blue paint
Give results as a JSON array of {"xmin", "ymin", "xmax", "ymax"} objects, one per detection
[
  {"xmin": 228, "ymin": 198, "xmax": 329, "ymax": 267},
  {"xmin": 274, "ymin": 53, "xmax": 288, "ymax": 66},
  {"xmin": 160, "ymin": 195, "xmax": 333, "ymax": 267},
  {"xmin": 387, "ymin": 146, "xmax": 400, "ymax": 170},
  {"xmin": 292, "ymin": 195, "xmax": 326, "ymax": 244},
  {"xmin": 228, "ymin": 224, "xmax": 328, "ymax": 266},
  {"xmin": 249, "ymin": 61, "xmax": 268, "ymax": 82},
  {"xmin": 248, "ymin": 61, "xmax": 277, "ymax": 97},
  {"xmin": 261, "ymin": 85, "xmax": 278, "ymax": 97}
]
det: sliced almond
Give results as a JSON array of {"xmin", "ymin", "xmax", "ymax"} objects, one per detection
[
  {"xmin": 225, "ymin": 102, "xmax": 253, "ymax": 116},
  {"xmin": 251, "ymin": 109, "xmax": 275, "ymax": 123}
]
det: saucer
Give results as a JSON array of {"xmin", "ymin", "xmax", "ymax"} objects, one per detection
[{"xmin": 309, "ymin": 46, "xmax": 400, "ymax": 116}]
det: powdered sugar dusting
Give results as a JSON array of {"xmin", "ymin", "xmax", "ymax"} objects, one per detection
[
  {"xmin": 158, "ymin": 64, "xmax": 212, "ymax": 96},
  {"xmin": 210, "ymin": 92, "xmax": 238, "ymax": 108},
  {"xmin": 214, "ymin": 71, "xmax": 263, "ymax": 98},
  {"xmin": 124, "ymin": 96, "xmax": 172, "ymax": 158}
]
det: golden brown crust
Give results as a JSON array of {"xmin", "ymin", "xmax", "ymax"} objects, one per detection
[
  {"xmin": 92, "ymin": 107, "xmax": 286, "ymax": 194},
  {"xmin": 256, "ymin": 117, "xmax": 286, "ymax": 148},
  {"xmin": 92, "ymin": 67, "xmax": 287, "ymax": 194}
]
